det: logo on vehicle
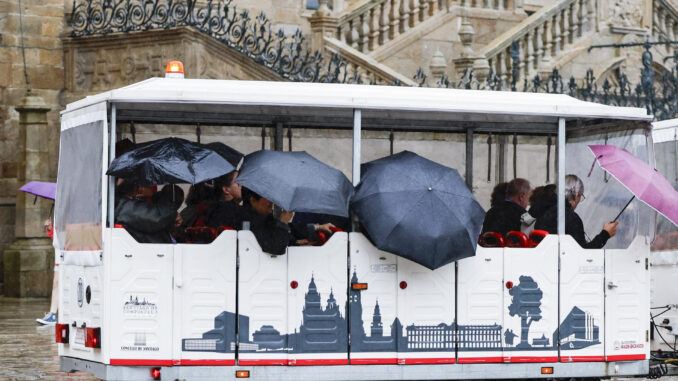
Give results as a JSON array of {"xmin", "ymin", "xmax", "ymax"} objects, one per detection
[{"xmin": 77, "ymin": 278, "xmax": 84, "ymax": 308}]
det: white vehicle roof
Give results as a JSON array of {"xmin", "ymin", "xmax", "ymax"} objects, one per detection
[
  {"xmin": 63, "ymin": 78, "xmax": 652, "ymax": 133},
  {"xmin": 653, "ymin": 118, "xmax": 678, "ymax": 143}
]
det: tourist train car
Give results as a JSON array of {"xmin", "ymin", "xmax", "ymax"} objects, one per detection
[
  {"xmin": 56, "ymin": 67, "xmax": 654, "ymax": 380},
  {"xmin": 650, "ymin": 118, "xmax": 678, "ymax": 356}
]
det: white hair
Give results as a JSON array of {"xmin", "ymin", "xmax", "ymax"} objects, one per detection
[{"xmin": 565, "ymin": 174, "xmax": 584, "ymax": 202}]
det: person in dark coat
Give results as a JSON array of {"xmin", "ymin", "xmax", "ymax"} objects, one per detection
[
  {"xmin": 535, "ymin": 174, "xmax": 618, "ymax": 249},
  {"xmin": 206, "ymin": 171, "xmax": 243, "ymax": 229},
  {"xmin": 520, "ymin": 184, "xmax": 557, "ymax": 234},
  {"xmin": 482, "ymin": 178, "xmax": 532, "ymax": 236},
  {"xmin": 115, "ymin": 181, "xmax": 180, "ymax": 244},
  {"xmin": 240, "ymin": 187, "xmax": 294, "ymax": 255}
]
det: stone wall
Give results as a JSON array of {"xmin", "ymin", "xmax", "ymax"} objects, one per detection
[{"xmin": 0, "ymin": 0, "xmax": 66, "ymax": 285}]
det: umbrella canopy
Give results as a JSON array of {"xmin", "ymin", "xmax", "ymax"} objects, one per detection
[
  {"xmin": 236, "ymin": 150, "xmax": 353, "ymax": 217},
  {"xmin": 589, "ymin": 144, "xmax": 678, "ymax": 226},
  {"xmin": 204, "ymin": 142, "xmax": 244, "ymax": 168},
  {"xmin": 107, "ymin": 137, "xmax": 234, "ymax": 185},
  {"xmin": 352, "ymin": 151, "xmax": 485, "ymax": 270},
  {"xmin": 19, "ymin": 181, "xmax": 57, "ymax": 200}
]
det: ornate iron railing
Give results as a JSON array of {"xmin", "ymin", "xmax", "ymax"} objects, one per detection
[
  {"xmin": 70, "ymin": 0, "xmax": 678, "ymax": 120},
  {"xmin": 70, "ymin": 0, "xmax": 359, "ymax": 83}
]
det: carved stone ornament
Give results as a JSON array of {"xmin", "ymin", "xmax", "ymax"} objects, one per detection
[{"xmin": 610, "ymin": 0, "xmax": 644, "ymax": 28}]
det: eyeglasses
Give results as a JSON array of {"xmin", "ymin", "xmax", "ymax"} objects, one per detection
[{"xmin": 579, "ymin": 193, "xmax": 586, "ymax": 202}]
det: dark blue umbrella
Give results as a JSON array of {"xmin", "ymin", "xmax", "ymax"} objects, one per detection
[
  {"xmin": 236, "ymin": 150, "xmax": 353, "ymax": 217},
  {"xmin": 107, "ymin": 137, "xmax": 234, "ymax": 185},
  {"xmin": 204, "ymin": 142, "xmax": 244, "ymax": 168},
  {"xmin": 352, "ymin": 151, "xmax": 485, "ymax": 270}
]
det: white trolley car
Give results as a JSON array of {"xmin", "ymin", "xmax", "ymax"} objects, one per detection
[{"xmin": 56, "ymin": 74, "xmax": 654, "ymax": 380}]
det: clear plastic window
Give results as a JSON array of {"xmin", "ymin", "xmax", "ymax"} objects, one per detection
[
  {"xmin": 566, "ymin": 128, "xmax": 652, "ymax": 249},
  {"xmin": 652, "ymin": 139, "xmax": 678, "ymax": 251},
  {"xmin": 55, "ymin": 121, "xmax": 104, "ymax": 250}
]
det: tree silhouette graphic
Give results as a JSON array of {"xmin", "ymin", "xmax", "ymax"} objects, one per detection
[{"xmin": 507, "ymin": 275, "xmax": 543, "ymax": 349}]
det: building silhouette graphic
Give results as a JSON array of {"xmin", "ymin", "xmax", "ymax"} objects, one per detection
[{"xmin": 182, "ymin": 270, "xmax": 600, "ymax": 354}]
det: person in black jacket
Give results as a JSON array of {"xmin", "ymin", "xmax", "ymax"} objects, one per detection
[
  {"xmin": 534, "ymin": 174, "xmax": 618, "ymax": 249},
  {"xmin": 115, "ymin": 180, "xmax": 181, "ymax": 243},
  {"xmin": 482, "ymin": 178, "xmax": 532, "ymax": 236},
  {"xmin": 206, "ymin": 171, "xmax": 243, "ymax": 229}
]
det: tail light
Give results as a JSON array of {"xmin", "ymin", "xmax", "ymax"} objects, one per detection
[
  {"xmin": 85, "ymin": 327, "xmax": 101, "ymax": 348},
  {"xmin": 150, "ymin": 367, "xmax": 161, "ymax": 380},
  {"xmin": 236, "ymin": 370, "xmax": 250, "ymax": 378},
  {"xmin": 55, "ymin": 323, "xmax": 69, "ymax": 343},
  {"xmin": 351, "ymin": 283, "xmax": 368, "ymax": 290}
]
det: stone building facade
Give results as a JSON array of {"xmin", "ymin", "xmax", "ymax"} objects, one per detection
[{"xmin": 0, "ymin": 0, "xmax": 675, "ymax": 294}]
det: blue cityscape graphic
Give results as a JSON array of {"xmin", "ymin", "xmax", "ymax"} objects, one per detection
[{"xmin": 182, "ymin": 272, "xmax": 600, "ymax": 353}]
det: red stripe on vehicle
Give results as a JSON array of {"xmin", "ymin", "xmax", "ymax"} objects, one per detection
[
  {"xmin": 458, "ymin": 357, "xmax": 504, "ymax": 364},
  {"xmin": 349, "ymin": 358, "xmax": 398, "ymax": 365},
  {"xmin": 560, "ymin": 355, "xmax": 605, "ymax": 362},
  {"xmin": 289, "ymin": 359, "xmax": 348, "ymax": 366},
  {"xmin": 504, "ymin": 356, "xmax": 559, "ymax": 363},
  {"xmin": 110, "ymin": 359, "xmax": 174, "ymax": 366},
  {"xmin": 606, "ymin": 354, "xmax": 646, "ymax": 361},
  {"xmin": 180, "ymin": 359, "xmax": 236, "ymax": 366},
  {"xmin": 399, "ymin": 358, "xmax": 455, "ymax": 365},
  {"xmin": 237, "ymin": 359, "xmax": 288, "ymax": 365}
]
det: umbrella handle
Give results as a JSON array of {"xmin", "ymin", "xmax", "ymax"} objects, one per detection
[{"xmin": 612, "ymin": 195, "xmax": 635, "ymax": 223}]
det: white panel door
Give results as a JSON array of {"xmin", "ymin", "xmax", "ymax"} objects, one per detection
[
  {"xmin": 176, "ymin": 230, "xmax": 237, "ymax": 365},
  {"xmin": 108, "ymin": 229, "xmax": 174, "ymax": 365},
  {"xmin": 605, "ymin": 237, "xmax": 650, "ymax": 361},
  {"xmin": 396, "ymin": 257, "xmax": 455, "ymax": 364},
  {"xmin": 287, "ymin": 232, "xmax": 348, "ymax": 365},
  {"xmin": 502, "ymin": 235, "xmax": 559, "ymax": 363},
  {"xmin": 457, "ymin": 247, "xmax": 504, "ymax": 363},
  {"xmin": 348, "ymin": 233, "xmax": 399, "ymax": 364},
  {"xmin": 559, "ymin": 235, "xmax": 605, "ymax": 362},
  {"xmin": 237, "ymin": 230, "xmax": 289, "ymax": 365}
]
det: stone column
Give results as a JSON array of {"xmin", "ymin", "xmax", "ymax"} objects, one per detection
[
  {"xmin": 3, "ymin": 93, "xmax": 54, "ymax": 297},
  {"xmin": 309, "ymin": 0, "xmax": 340, "ymax": 53}
]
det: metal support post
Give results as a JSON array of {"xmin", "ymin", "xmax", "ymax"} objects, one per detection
[
  {"xmin": 108, "ymin": 104, "xmax": 116, "ymax": 228},
  {"xmin": 557, "ymin": 117, "xmax": 565, "ymax": 236},
  {"xmin": 465, "ymin": 128, "xmax": 473, "ymax": 190},
  {"xmin": 352, "ymin": 109, "xmax": 362, "ymax": 186}
]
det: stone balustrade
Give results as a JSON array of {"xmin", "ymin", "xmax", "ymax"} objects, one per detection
[
  {"xmin": 335, "ymin": 0, "xmax": 451, "ymax": 53},
  {"xmin": 653, "ymin": 0, "xmax": 678, "ymax": 50},
  {"xmin": 480, "ymin": 0, "xmax": 596, "ymax": 85}
]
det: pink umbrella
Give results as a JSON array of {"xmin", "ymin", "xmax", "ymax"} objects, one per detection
[{"xmin": 589, "ymin": 145, "xmax": 678, "ymax": 226}]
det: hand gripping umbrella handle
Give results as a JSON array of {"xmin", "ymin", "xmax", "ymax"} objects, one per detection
[{"xmin": 613, "ymin": 195, "xmax": 635, "ymax": 223}]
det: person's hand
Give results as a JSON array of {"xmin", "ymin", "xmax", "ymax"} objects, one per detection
[
  {"xmin": 174, "ymin": 213, "xmax": 183, "ymax": 228},
  {"xmin": 315, "ymin": 223, "xmax": 336, "ymax": 234},
  {"xmin": 280, "ymin": 210, "xmax": 294, "ymax": 224},
  {"xmin": 603, "ymin": 221, "xmax": 618, "ymax": 237}
]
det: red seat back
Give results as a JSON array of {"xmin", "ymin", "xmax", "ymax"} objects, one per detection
[
  {"xmin": 478, "ymin": 232, "xmax": 505, "ymax": 248},
  {"xmin": 529, "ymin": 229, "xmax": 549, "ymax": 247},
  {"xmin": 505, "ymin": 231, "xmax": 529, "ymax": 248}
]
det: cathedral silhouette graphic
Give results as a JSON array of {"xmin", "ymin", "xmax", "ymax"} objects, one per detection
[{"xmin": 182, "ymin": 271, "xmax": 600, "ymax": 353}]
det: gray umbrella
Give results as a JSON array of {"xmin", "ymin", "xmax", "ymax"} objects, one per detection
[
  {"xmin": 351, "ymin": 151, "xmax": 485, "ymax": 270},
  {"xmin": 236, "ymin": 150, "xmax": 353, "ymax": 217}
]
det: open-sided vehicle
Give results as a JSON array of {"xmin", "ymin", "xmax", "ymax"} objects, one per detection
[{"xmin": 56, "ymin": 70, "xmax": 654, "ymax": 380}]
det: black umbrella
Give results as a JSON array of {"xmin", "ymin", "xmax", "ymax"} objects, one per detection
[
  {"xmin": 107, "ymin": 137, "xmax": 235, "ymax": 185},
  {"xmin": 236, "ymin": 150, "xmax": 353, "ymax": 217},
  {"xmin": 204, "ymin": 142, "xmax": 244, "ymax": 168},
  {"xmin": 351, "ymin": 151, "xmax": 485, "ymax": 270}
]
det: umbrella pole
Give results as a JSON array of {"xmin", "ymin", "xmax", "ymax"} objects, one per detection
[{"xmin": 613, "ymin": 195, "xmax": 635, "ymax": 223}]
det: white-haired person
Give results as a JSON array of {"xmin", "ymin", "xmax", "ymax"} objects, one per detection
[{"xmin": 534, "ymin": 174, "xmax": 618, "ymax": 249}]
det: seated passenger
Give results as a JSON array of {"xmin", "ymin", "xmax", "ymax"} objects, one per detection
[
  {"xmin": 534, "ymin": 174, "xmax": 618, "ymax": 249},
  {"xmin": 153, "ymin": 184, "xmax": 185, "ymax": 210},
  {"xmin": 240, "ymin": 187, "xmax": 294, "ymax": 255},
  {"xmin": 206, "ymin": 171, "xmax": 243, "ymax": 229},
  {"xmin": 179, "ymin": 180, "xmax": 220, "ymax": 230},
  {"xmin": 115, "ymin": 180, "xmax": 181, "ymax": 244},
  {"xmin": 482, "ymin": 178, "xmax": 532, "ymax": 237},
  {"xmin": 521, "ymin": 184, "xmax": 556, "ymax": 234}
]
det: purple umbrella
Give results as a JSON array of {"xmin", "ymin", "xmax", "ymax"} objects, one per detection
[
  {"xmin": 589, "ymin": 145, "xmax": 678, "ymax": 226},
  {"xmin": 19, "ymin": 181, "xmax": 56, "ymax": 201}
]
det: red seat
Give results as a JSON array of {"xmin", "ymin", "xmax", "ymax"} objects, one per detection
[
  {"xmin": 529, "ymin": 229, "xmax": 549, "ymax": 248},
  {"xmin": 478, "ymin": 232, "xmax": 505, "ymax": 248},
  {"xmin": 505, "ymin": 231, "xmax": 529, "ymax": 248},
  {"xmin": 316, "ymin": 227, "xmax": 344, "ymax": 246}
]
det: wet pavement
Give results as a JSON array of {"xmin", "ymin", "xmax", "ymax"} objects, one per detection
[
  {"xmin": 0, "ymin": 297, "xmax": 96, "ymax": 381},
  {"xmin": 1, "ymin": 296, "xmax": 678, "ymax": 380}
]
